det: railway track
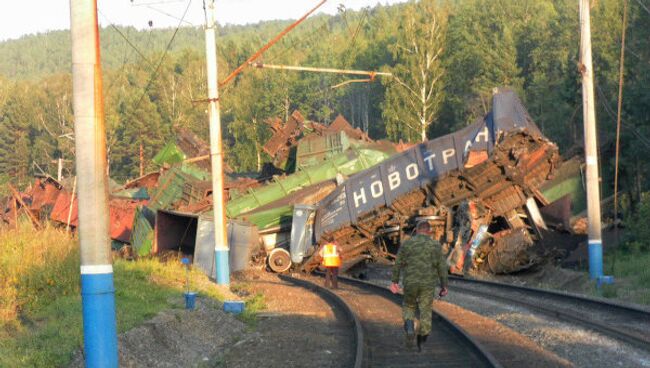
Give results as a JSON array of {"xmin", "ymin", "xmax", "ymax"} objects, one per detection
[
  {"xmin": 449, "ymin": 276, "xmax": 650, "ymax": 352},
  {"xmin": 281, "ymin": 274, "xmax": 501, "ymax": 368}
]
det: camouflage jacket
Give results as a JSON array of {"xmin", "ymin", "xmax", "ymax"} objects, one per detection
[{"xmin": 391, "ymin": 234, "xmax": 448, "ymax": 288}]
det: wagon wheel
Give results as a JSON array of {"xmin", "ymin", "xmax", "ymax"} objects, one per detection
[{"xmin": 268, "ymin": 248, "xmax": 292, "ymax": 273}]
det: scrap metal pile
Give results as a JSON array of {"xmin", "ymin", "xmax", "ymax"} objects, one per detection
[{"xmin": 0, "ymin": 128, "xmax": 254, "ymax": 253}]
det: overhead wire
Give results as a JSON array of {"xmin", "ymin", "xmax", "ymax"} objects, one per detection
[
  {"xmin": 265, "ymin": 19, "xmax": 330, "ymax": 64},
  {"xmin": 107, "ymin": 0, "xmax": 191, "ymax": 175},
  {"xmin": 347, "ymin": 7, "xmax": 368, "ymax": 55},
  {"xmin": 98, "ymin": 9, "xmax": 155, "ymax": 68},
  {"xmin": 98, "ymin": 7, "xmax": 155, "ymax": 161},
  {"xmin": 130, "ymin": 0, "xmax": 192, "ymax": 116},
  {"xmin": 129, "ymin": 0, "xmax": 186, "ymax": 7},
  {"xmin": 146, "ymin": 5, "xmax": 196, "ymax": 26},
  {"xmin": 596, "ymin": 84, "xmax": 650, "ymax": 149},
  {"xmin": 613, "ymin": 0, "xmax": 628, "ymax": 226},
  {"xmin": 633, "ymin": 0, "xmax": 650, "ymax": 16},
  {"xmin": 235, "ymin": 18, "xmax": 330, "ymax": 101}
]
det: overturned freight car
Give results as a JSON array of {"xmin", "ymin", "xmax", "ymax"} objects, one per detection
[{"xmin": 285, "ymin": 88, "xmax": 562, "ymax": 275}]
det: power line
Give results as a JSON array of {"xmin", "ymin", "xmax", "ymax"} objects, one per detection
[
  {"xmin": 130, "ymin": 0, "xmax": 186, "ymax": 6},
  {"xmin": 613, "ymin": 0, "xmax": 628, "ymax": 224},
  {"xmin": 596, "ymin": 84, "xmax": 650, "ymax": 149},
  {"xmin": 130, "ymin": 0, "xmax": 192, "ymax": 116},
  {"xmin": 348, "ymin": 8, "xmax": 368, "ymax": 54},
  {"xmin": 634, "ymin": 0, "xmax": 650, "ymax": 16},
  {"xmin": 97, "ymin": 9, "xmax": 154, "ymax": 68},
  {"xmin": 146, "ymin": 4, "xmax": 196, "ymax": 26},
  {"xmin": 218, "ymin": 0, "xmax": 328, "ymax": 88},
  {"xmin": 266, "ymin": 20, "xmax": 330, "ymax": 64},
  {"xmin": 97, "ymin": 9, "xmax": 154, "ymax": 100}
]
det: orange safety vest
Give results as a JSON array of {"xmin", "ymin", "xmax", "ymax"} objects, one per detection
[{"xmin": 321, "ymin": 243, "xmax": 341, "ymax": 267}]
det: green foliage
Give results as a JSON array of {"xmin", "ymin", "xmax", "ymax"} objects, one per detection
[
  {"xmin": 382, "ymin": 0, "xmax": 447, "ymax": 142},
  {"xmin": 604, "ymin": 247, "xmax": 650, "ymax": 305},
  {"xmin": 442, "ymin": 0, "xmax": 524, "ymax": 129},
  {"xmin": 623, "ymin": 192, "xmax": 650, "ymax": 252},
  {"xmin": 601, "ymin": 192, "xmax": 650, "ymax": 305}
]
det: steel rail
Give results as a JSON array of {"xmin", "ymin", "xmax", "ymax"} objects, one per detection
[
  {"xmin": 279, "ymin": 274, "xmax": 364, "ymax": 368},
  {"xmin": 449, "ymin": 276, "xmax": 650, "ymax": 315},
  {"xmin": 336, "ymin": 275, "xmax": 503, "ymax": 368},
  {"xmin": 449, "ymin": 276, "xmax": 650, "ymax": 352}
]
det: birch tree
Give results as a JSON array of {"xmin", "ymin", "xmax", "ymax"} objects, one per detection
[{"xmin": 382, "ymin": 0, "xmax": 447, "ymax": 142}]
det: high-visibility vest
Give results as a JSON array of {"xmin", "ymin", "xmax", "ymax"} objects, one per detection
[{"xmin": 321, "ymin": 243, "xmax": 341, "ymax": 267}]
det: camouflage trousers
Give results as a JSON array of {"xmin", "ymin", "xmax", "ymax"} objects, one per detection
[{"xmin": 402, "ymin": 283, "xmax": 435, "ymax": 336}]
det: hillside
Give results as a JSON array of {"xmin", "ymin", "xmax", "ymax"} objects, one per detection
[{"xmin": 0, "ymin": 21, "xmax": 297, "ymax": 80}]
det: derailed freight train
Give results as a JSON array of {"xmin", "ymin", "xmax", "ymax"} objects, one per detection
[{"xmin": 284, "ymin": 88, "xmax": 562, "ymax": 275}]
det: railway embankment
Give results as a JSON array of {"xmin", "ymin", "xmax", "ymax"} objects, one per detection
[{"xmin": 0, "ymin": 223, "xmax": 246, "ymax": 368}]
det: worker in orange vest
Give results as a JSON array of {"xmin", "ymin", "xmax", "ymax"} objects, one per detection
[{"xmin": 319, "ymin": 242, "xmax": 342, "ymax": 289}]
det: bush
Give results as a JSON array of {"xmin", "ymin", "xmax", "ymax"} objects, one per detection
[
  {"xmin": 0, "ymin": 223, "xmax": 78, "ymax": 327},
  {"xmin": 624, "ymin": 192, "xmax": 650, "ymax": 252}
]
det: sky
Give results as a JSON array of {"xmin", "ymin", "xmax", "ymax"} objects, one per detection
[{"xmin": 0, "ymin": 0, "xmax": 408, "ymax": 42}]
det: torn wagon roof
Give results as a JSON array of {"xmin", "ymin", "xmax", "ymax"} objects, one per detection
[
  {"xmin": 262, "ymin": 110, "xmax": 305, "ymax": 161},
  {"xmin": 28, "ymin": 177, "xmax": 64, "ymax": 214},
  {"xmin": 262, "ymin": 110, "xmax": 374, "ymax": 170},
  {"xmin": 122, "ymin": 172, "xmax": 161, "ymax": 191},
  {"xmin": 175, "ymin": 127, "xmax": 212, "ymax": 171},
  {"xmin": 153, "ymin": 141, "xmax": 187, "ymax": 166},
  {"xmin": 147, "ymin": 167, "xmax": 212, "ymax": 211},
  {"xmin": 49, "ymin": 190, "xmax": 145, "ymax": 243},
  {"xmin": 327, "ymin": 114, "xmax": 369, "ymax": 141}
]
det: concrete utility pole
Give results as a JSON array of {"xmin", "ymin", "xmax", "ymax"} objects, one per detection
[
  {"xmin": 579, "ymin": 0, "xmax": 604, "ymax": 280},
  {"xmin": 204, "ymin": 0, "xmax": 229, "ymax": 285},
  {"xmin": 70, "ymin": 0, "xmax": 118, "ymax": 366}
]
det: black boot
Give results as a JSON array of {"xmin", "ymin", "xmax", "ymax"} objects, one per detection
[
  {"xmin": 404, "ymin": 320, "xmax": 415, "ymax": 347},
  {"xmin": 416, "ymin": 334, "xmax": 428, "ymax": 352}
]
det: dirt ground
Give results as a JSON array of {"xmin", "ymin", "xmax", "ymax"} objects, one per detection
[
  {"xmin": 215, "ymin": 270, "xmax": 354, "ymax": 368},
  {"xmin": 69, "ymin": 297, "xmax": 245, "ymax": 368}
]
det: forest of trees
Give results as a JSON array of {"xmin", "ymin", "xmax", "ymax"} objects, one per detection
[{"xmin": 0, "ymin": 0, "xmax": 649, "ymax": 214}]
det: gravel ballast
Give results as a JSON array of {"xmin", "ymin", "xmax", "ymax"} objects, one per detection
[{"xmin": 362, "ymin": 264, "xmax": 650, "ymax": 367}]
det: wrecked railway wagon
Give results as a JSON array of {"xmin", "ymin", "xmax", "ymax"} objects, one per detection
[{"xmin": 285, "ymin": 88, "xmax": 561, "ymax": 275}]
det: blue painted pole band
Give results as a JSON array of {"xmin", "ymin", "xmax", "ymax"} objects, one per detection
[
  {"xmin": 81, "ymin": 271, "xmax": 118, "ymax": 368},
  {"xmin": 588, "ymin": 240, "xmax": 603, "ymax": 280},
  {"xmin": 215, "ymin": 249, "xmax": 230, "ymax": 285}
]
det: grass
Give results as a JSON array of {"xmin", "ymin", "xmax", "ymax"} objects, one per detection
[
  {"xmin": 0, "ymin": 222, "xmax": 228, "ymax": 368},
  {"xmin": 602, "ymin": 248, "xmax": 650, "ymax": 305},
  {"xmin": 230, "ymin": 282, "xmax": 266, "ymax": 328}
]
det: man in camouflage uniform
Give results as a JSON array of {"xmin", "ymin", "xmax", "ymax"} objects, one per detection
[{"xmin": 390, "ymin": 221, "xmax": 448, "ymax": 352}]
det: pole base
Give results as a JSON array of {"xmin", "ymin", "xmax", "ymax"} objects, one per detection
[
  {"xmin": 597, "ymin": 275, "xmax": 615, "ymax": 288},
  {"xmin": 588, "ymin": 241, "xmax": 603, "ymax": 280},
  {"xmin": 81, "ymin": 272, "xmax": 118, "ymax": 368},
  {"xmin": 215, "ymin": 249, "xmax": 230, "ymax": 286}
]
